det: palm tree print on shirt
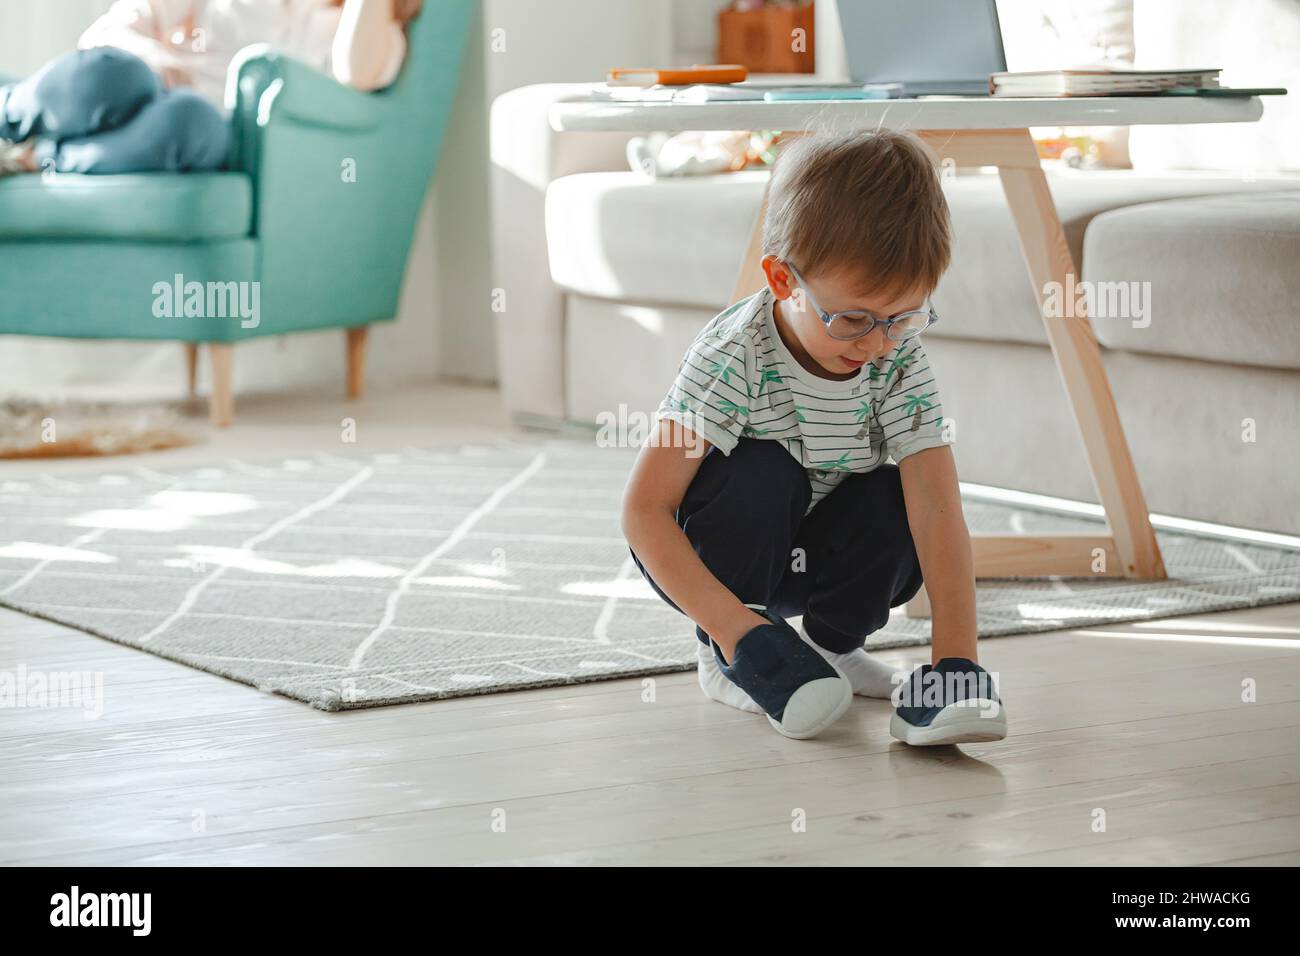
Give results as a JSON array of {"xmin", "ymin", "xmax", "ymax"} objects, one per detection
[
  {"xmin": 902, "ymin": 391, "xmax": 934, "ymax": 431},
  {"xmin": 718, "ymin": 398, "xmax": 750, "ymax": 430},
  {"xmin": 755, "ymin": 368, "xmax": 782, "ymax": 397},
  {"xmin": 852, "ymin": 399, "xmax": 873, "ymax": 440},
  {"xmin": 794, "ymin": 404, "xmax": 808, "ymax": 423},
  {"xmin": 812, "ymin": 451, "xmax": 853, "ymax": 472},
  {"xmin": 707, "ymin": 358, "xmax": 751, "ymax": 398},
  {"xmin": 883, "ymin": 348, "xmax": 918, "ymax": 393}
]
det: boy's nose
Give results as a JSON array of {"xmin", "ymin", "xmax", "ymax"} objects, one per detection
[{"xmin": 854, "ymin": 332, "xmax": 886, "ymax": 360}]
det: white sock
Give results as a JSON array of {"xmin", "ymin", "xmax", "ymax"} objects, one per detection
[
  {"xmin": 796, "ymin": 619, "xmax": 901, "ymax": 698},
  {"xmin": 695, "ymin": 641, "xmax": 764, "ymax": 714}
]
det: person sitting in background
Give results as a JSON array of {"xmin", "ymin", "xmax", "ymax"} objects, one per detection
[{"xmin": 0, "ymin": 0, "xmax": 422, "ymax": 177}]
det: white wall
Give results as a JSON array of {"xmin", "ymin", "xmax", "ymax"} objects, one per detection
[
  {"xmin": 0, "ymin": 0, "xmax": 104, "ymax": 75},
  {"xmin": 1128, "ymin": 0, "xmax": 1299, "ymax": 173},
  {"xmin": 673, "ymin": 0, "xmax": 728, "ymax": 68},
  {"xmin": 461, "ymin": 0, "xmax": 673, "ymax": 387}
]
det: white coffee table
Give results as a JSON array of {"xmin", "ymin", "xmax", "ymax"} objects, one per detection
[{"xmin": 550, "ymin": 94, "xmax": 1267, "ymax": 587}]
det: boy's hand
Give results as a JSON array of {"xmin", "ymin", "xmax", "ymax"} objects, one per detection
[{"xmin": 702, "ymin": 606, "xmax": 773, "ymax": 663}]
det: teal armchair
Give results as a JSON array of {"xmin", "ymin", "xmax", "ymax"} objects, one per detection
[{"xmin": 0, "ymin": 1, "xmax": 473, "ymax": 425}]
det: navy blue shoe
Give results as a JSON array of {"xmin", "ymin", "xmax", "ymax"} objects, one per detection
[
  {"xmin": 711, "ymin": 606, "xmax": 852, "ymax": 739},
  {"xmin": 890, "ymin": 657, "xmax": 1006, "ymax": 746}
]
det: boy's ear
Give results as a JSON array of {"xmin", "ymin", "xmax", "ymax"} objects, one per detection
[{"xmin": 761, "ymin": 255, "xmax": 795, "ymax": 300}]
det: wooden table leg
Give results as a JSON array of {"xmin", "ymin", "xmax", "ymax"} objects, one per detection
[
  {"xmin": 913, "ymin": 130, "xmax": 1166, "ymax": 583},
  {"xmin": 994, "ymin": 130, "xmax": 1165, "ymax": 580}
]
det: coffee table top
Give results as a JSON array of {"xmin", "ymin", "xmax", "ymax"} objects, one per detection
[{"xmin": 549, "ymin": 94, "xmax": 1265, "ymax": 133}]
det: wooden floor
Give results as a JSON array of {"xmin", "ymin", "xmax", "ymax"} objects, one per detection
[{"xmin": 2, "ymin": 383, "xmax": 1299, "ymax": 865}]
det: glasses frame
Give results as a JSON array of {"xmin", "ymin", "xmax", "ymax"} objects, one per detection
[{"xmin": 785, "ymin": 262, "xmax": 939, "ymax": 342}]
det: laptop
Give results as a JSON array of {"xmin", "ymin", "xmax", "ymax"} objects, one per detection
[{"xmin": 836, "ymin": 0, "xmax": 1008, "ymax": 97}]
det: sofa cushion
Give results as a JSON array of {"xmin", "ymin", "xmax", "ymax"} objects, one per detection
[
  {"xmin": 932, "ymin": 170, "xmax": 1300, "ymax": 347},
  {"xmin": 0, "ymin": 172, "xmax": 253, "ymax": 241},
  {"xmin": 564, "ymin": 293, "xmax": 711, "ymax": 425},
  {"xmin": 546, "ymin": 169, "xmax": 767, "ymax": 309},
  {"xmin": 545, "ymin": 166, "xmax": 1299, "ymax": 350},
  {"xmin": 1083, "ymin": 190, "xmax": 1300, "ymax": 371}
]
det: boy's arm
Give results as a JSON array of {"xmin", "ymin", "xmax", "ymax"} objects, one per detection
[
  {"xmin": 898, "ymin": 444, "xmax": 979, "ymax": 664},
  {"xmin": 621, "ymin": 419, "xmax": 768, "ymax": 653}
]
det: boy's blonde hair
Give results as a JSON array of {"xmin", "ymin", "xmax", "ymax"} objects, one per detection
[{"xmin": 761, "ymin": 129, "xmax": 952, "ymax": 299}]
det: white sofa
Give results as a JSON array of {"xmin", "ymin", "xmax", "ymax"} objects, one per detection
[
  {"xmin": 490, "ymin": 0, "xmax": 1300, "ymax": 539},
  {"xmin": 490, "ymin": 78, "xmax": 1300, "ymax": 535}
]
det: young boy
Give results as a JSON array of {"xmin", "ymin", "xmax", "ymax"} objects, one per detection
[{"xmin": 621, "ymin": 129, "xmax": 1006, "ymax": 745}]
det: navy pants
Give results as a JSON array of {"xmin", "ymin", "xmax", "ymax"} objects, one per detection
[
  {"xmin": 0, "ymin": 47, "xmax": 227, "ymax": 173},
  {"xmin": 630, "ymin": 437, "xmax": 924, "ymax": 655}
]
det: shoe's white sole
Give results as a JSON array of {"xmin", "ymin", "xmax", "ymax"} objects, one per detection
[
  {"xmin": 767, "ymin": 670, "xmax": 854, "ymax": 740},
  {"xmin": 890, "ymin": 700, "xmax": 1007, "ymax": 746}
]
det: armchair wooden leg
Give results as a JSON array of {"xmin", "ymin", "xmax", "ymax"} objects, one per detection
[
  {"xmin": 184, "ymin": 343, "xmax": 199, "ymax": 398},
  {"xmin": 345, "ymin": 326, "xmax": 368, "ymax": 399},
  {"xmin": 208, "ymin": 343, "xmax": 234, "ymax": 427}
]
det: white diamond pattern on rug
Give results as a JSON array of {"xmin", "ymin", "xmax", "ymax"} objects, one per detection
[{"xmin": 1, "ymin": 438, "xmax": 1298, "ymax": 710}]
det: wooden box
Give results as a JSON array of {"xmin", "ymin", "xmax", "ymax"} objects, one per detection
[{"xmin": 718, "ymin": 1, "xmax": 816, "ymax": 75}]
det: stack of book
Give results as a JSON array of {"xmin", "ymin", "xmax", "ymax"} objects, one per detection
[{"xmin": 989, "ymin": 67, "xmax": 1220, "ymax": 97}]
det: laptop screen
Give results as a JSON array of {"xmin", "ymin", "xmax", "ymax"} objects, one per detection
[{"xmin": 836, "ymin": 0, "xmax": 1008, "ymax": 88}]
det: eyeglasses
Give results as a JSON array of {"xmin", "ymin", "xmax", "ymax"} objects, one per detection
[{"xmin": 785, "ymin": 262, "xmax": 939, "ymax": 342}]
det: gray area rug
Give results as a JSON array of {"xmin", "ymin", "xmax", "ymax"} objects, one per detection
[{"xmin": 2, "ymin": 438, "xmax": 1298, "ymax": 711}]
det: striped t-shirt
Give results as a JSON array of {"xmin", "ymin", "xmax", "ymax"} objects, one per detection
[{"xmin": 655, "ymin": 285, "xmax": 951, "ymax": 514}]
